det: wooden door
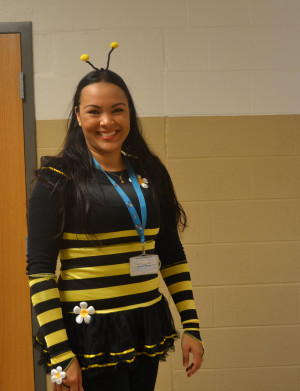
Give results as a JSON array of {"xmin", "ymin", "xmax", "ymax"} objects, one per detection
[{"xmin": 0, "ymin": 33, "xmax": 35, "ymax": 390}]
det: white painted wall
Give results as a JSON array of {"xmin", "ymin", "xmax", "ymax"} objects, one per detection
[{"xmin": 1, "ymin": 0, "xmax": 300, "ymax": 119}]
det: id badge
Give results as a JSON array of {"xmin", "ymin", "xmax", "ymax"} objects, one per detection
[{"xmin": 130, "ymin": 254, "xmax": 159, "ymax": 276}]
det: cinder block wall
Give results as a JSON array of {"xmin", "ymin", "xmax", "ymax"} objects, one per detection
[{"xmin": 3, "ymin": 1, "xmax": 300, "ymax": 390}]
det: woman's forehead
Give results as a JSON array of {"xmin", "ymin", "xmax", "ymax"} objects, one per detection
[{"xmin": 79, "ymin": 82, "xmax": 128, "ymax": 105}]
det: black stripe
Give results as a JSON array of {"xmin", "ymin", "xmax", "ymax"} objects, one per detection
[
  {"xmin": 34, "ymin": 298, "xmax": 61, "ymax": 315},
  {"xmin": 179, "ymin": 309, "xmax": 199, "ymax": 322},
  {"xmin": 172, "ymin": 290, "xmax": 194, "ymax": 304},
  {"xmin": 41, "ymin": 319, "xmax": 66, "ymax": 335},
  {"xmin": 30, "ymin": 279, "xmax": 57, "ymax": 296},
  {"xmin": 60, "ymin": 254, "xmax": 130, "ymax": 270},
  {"xmin": 160, "ymin": 260, "xmax": 187, "ymax": 271},
  {"xmin": 60, "ymin": 234, "xmax": 157, "ymax": 249},
  {"xmin": 48, "ymin": 341, "xmax": 73, "ymax": 358},
  {"xmin": 163, "ymin": 272, "xmax": 191, "ymax": 287},
  {"xmin": 183, "ymin": 322, "xmax": 200, "ymax": 330},
  {"xmin": 58, "ymin": 274, "xmax": 157, "ymax": 291}
]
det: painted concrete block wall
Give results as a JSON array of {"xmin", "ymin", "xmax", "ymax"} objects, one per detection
[
  {"xmin": 37, "ymin": 115, "xmax": 300, "ymax": 391},
  {"xmin": 166, "ymin": 116, "xmax": 300, "ymax": 391},
  {"xmin": 2, "ymin": 0, "xmax": 300, "ymax": 119},
  {"xmin": 2, "ymin": 0, "xmax": 300, "ymax": 390}
]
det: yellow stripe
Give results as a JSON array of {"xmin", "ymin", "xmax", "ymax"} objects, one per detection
[
  {"xmin": 93, "ymin": 295, "xmax": 162, "ymax": 314},
  {"xmin": 31, "ymin": 288, "xmax": 59, "ymax": 306},
  {"xmin": 160, "ymin": 262, "xmax": 189, "ymax": 278},
  {"xmin": 80, "ymin": 352, "xmax": 104, "ymax": 358},
  {"xmin": 182, "ymin": 319, "xmax": 200, "ymax": 324},
  {"xmin": 41, "ymin": 166, "xmax": 69, "ymax": 178},
  {"xmin": 29, "ymin": 276, "xmax": 57, "ymax": 287},
  {"xmin": 62, "ymin": 228, "xmax": 159, "ymax": 241},
  {"xmin": 184, "ymin": 328, "xmax": 200, "ymax": 331},
  {"xmin": 59, "ymin": 241, "xmax": 155, "ymax": 260},
  {"xmin": 82, "ymin": 357, "xmax": 136, "ymax": 370},
  {"xmin": 64, "ymin": 295, "xmax": 163, "ymax": 316},
  {"xmin": 136, "ymin": 350, "xmax": 165, "ymax": 358},
  {"xmin": 60, "ymin": 277, "xmax": 159, "ymax": 302},
  {"xmin": 109, "ymin": 348, "xmax": 135, "ymax": 356},
  {"xmin": 28, "ymin": 273, "xmax": 56, "ymax": 279},
  {"xmin": 51, "ymin": 351, "xmax": 75, "ymax": 365},
  {"xmin": 61, "ymin": 263, "xmax": 130, "ymax": 280},
  {"xmin": 37, "ymin": 308, "xmax": 63, "ymax": 326},
  {"xmin": 79, "ymin": 330, "xmax": 175, "ymax": 358},
  {"xmin": 45, "ymin": 329, "xmax": 69, "ymax": 348},
  {"xmin": 82, "ymin": 350, "xmax": 170, "ymax": 370},
  {"xmin": 81, "ymin": 349, "xmax": 169, "ymax": 371},
  {"xmin": 176, "ymin": 299, "xmax": 196, "ymax": 313},
  {"xmin": 79, "ymin": 347, "xmax": 135, "ymax": 358},
  {"xmin": 144, "ymin": 334, "xmax": 178, "ymax": 348},
  {"xmin": 167, "ymin": 281, "xmax": 193, "ymax": 295}
]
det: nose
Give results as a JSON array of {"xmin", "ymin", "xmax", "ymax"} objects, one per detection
[{"xmin": 100, "ymin": 113, "xmax": 114, "ymax": 127}]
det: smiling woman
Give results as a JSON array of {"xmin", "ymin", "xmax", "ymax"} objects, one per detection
[
  {"xmin": 26, "ymin": 45, "xmax": 204, "ymax": 391},
  {"xmin": 75, "ymin": 82, "xmax": 130, "ymax": 171}
]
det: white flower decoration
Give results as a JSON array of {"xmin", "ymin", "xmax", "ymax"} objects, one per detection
[
  {"xmin": 51, "ymin": 366, "xmax": 66, "ymax": 384},
  {"xmin": 73, "ymin": 301, "xmax": 95, "ymax": 324},
  {"xmin": 129, "ymin": 175, "xmax": 149, "ymax": 188}
]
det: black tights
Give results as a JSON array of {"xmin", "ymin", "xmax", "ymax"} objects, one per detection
[{"xmin": 82, "ymin": 356, "xmax": 159, "ymax": 391}]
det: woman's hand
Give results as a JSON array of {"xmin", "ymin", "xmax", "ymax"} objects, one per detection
[
  {"xmin": 51, "ymin": 357, "xmax": 84, "ymax": 391},
  {"xmin": 181, "ymin": 333, "xmax": 204, "ymax": 377}
]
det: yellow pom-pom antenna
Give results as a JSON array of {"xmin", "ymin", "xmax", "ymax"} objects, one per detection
[
  {"xmin": 80, "ymin": 53, "xmax": 98, "ymax": 70},
  {"xmin": 80, "ymin": 54, "xmax": 90, "ymax": 62},
  {"xmin": 110, "ymin": 42, "xmax": 119, "ymax": 49},
  {"xmin": 106, "ymin": 42, "xmax": 119, "ymax": 69},
  {"xmin": 80, "ymin": 43, "xmax": 119, "ymax": 71}
]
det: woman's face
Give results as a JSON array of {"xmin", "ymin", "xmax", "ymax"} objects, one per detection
[{"xmin": 75, "ymin": 82, "xmax": 130, "ymax": 160}]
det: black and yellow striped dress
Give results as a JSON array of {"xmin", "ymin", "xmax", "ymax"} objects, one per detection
[{"xmin": 27, "ymin": 161, "xmax": 201, "ymax": 379}]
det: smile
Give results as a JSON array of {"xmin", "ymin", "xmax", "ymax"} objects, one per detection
[{"xmin": 98, "ymin": 130, "xmax": 118, "ymax": 138}]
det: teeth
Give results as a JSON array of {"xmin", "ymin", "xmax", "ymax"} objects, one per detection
[{"xmin": 99, "ymin": 130, "xmax": 117, "ymax": 137}]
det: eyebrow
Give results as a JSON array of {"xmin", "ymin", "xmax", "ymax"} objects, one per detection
[{"xmin": 83, "ymin": 103, "xmax": 127, "ymax": 109}]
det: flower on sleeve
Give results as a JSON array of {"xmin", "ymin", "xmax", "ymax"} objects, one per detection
[
  {"xmin": 73, "ymin": 302, "xmax": 95, "ymax": 324},
  {"xmin": 51, "ymin": 366, "xmax": 66, "ymax": 384}
]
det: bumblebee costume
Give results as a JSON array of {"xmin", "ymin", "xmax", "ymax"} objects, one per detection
[{"xmin": 27, "ymin": 159, "xmax": 201, "ymax": 380}]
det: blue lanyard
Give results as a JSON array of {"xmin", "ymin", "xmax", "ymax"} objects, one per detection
[{"xmin": 92, "ymin": 156, "xmax": 147, "ymax": 253}]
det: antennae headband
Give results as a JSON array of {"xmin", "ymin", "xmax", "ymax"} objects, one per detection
[{"xmin": 80, "ymin": 42, "xmax": 119, "ymax": 71}]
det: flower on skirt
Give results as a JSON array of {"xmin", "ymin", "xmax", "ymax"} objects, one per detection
[
  {"xmin": 73, "ymin": 302, "xmax": 95, "ymax": 324},
  {"xmin": 51, "ymin": 366, "xmax": 66, "ymax": 384}
]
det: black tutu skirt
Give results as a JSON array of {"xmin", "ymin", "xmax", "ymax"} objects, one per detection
[{"xmin": 34, "ymin": 295, "xmax": 178, "ymax": 379}]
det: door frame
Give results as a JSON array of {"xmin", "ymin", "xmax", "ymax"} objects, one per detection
[
  {"xmin": 0, "ymin": 22, "xmax": 45, "ymax": 391},
  {"xmin": 0, "ymin": 21, "xmax": 36, "ymax": 199}
]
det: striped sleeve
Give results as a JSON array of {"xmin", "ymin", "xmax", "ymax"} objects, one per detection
[
  {"xmin": 155, "ymin": 227, "xmax": 202, "ymax": 342},
  {"xmin": 28, "ymin": 273, "xmax": 75, "ymax": 369},
  {"xmin": 160, "ymin": 261, "xmax": 201, "ymax": 342},
  {"xmin": 27, "ymin": 170, "xmax": 75, "ymax": 371}
]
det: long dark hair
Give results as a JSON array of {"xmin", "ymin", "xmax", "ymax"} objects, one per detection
[{"xmin": 42, "ymin": 69, "xmax": 186, "ymax": 233}]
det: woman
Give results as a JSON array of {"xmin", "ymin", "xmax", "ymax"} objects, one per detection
[{"xmin": 27, "ymin": 44, "xmax": 204, "ymax": 391}]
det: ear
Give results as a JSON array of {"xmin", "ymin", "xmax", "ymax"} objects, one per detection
[{"xmin": 75, "ymin": 106, "xmax": 82, "ymax": 126}]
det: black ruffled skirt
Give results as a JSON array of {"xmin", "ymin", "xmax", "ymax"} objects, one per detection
[{"xmin": 34, "ymin": 295, "xmax": 178, "ymax": 380}]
